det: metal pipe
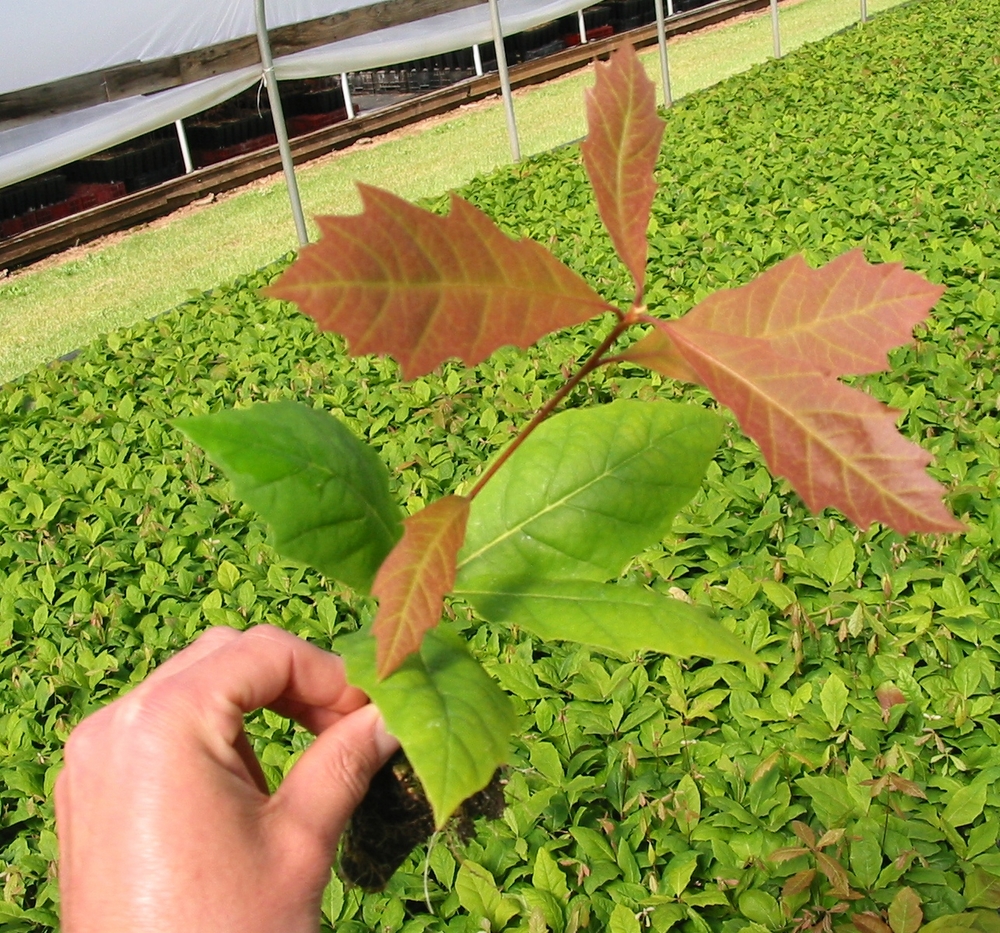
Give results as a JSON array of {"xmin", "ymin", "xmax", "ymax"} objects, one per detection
[
  {"xmin": 174, "ymin": 119, "xmax": 194, "ymax": 174},
  {"xmin": 770, "ymin": 0, "xmax": 781, "ymax": 57},
  {"xmin": 340, "ymin": 72, "xmax": 355, "ymax": 119},
  {"xmin": 254, "ymin": 0, "xmax": 308, "ymax": 247},
  {"xmin": 487, "ymin": 0, "xmax": 520, "ymax": 162},
  {"xmin": 473, "ymin": 43, "xmax": 484, "ymax": 75},
  {"xmin": 860, "ymin": 0, "xmax": 868, "ymax": 23},
  {"xmin": 653, "ymin": 0, "xmax": 672, "ymax": 107},
  {"xmin": 578, "ymin": 8, "xmax": 588, "ymax": 44}
]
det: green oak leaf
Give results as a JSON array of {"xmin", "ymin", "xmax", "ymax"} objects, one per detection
[
  {"xmin": 797, "ymin": 776, "xmax": 864, "ymax": 828},
  {"xmin": 337, "ymin": 626, "xmax": 515, "ymax": 826},
  {"xmin": 943, "ymin": 779, "xmax": 988, "ymax": 828},
  {"xmin": 455, "ymin": 861, "xmax": 519, "ymax": 930},
  {"xmin": 175, "ymin": 400, "xmax": 402, "ymax": 593},
  {"xmin": 456, "ymin": 579, "xmax": 757, "ymax": 663},
  {"xmin": 965, "ymin": 868, "xmax": 1000, "ymax": 910},
  {"xmin": 456, "ymin": 399, "xmax": 722, "ymax": 588}
]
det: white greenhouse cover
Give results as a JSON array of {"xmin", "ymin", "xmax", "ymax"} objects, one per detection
[{"xmin": 0, "ymin": 0, "xmax": 592, "ymax": 189}]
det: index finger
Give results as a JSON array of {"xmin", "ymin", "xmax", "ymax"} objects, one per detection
[{"xmin": 167, "ymin": 625, "xmax": 368, "ymax": 735}]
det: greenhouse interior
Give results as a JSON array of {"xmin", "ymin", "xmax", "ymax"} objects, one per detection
[{"xmin": 1, "ymin": 0, "xmax": 1000, "ymax": 932}]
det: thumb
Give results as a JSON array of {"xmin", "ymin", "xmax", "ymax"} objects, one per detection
[{"xmin": 276, "ymin": 703, "xmax": 399, "ymax": 850}]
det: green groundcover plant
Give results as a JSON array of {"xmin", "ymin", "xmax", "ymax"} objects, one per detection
[{"xmin": 177, "ymin": 44, "xmax": 960, "ymax": 850}]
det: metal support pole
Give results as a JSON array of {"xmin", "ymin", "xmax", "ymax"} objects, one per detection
[
  {"xmin": 254, "ymin": 0, "xmax": 308, "ymax": 247},
  {"xmin": 487, "ymin": 0, "xmax": 520, "ymax": 163},
  {"xmin": 653, "ymin": 0, "xmax": 673, "ymax": 107},
  {"xmin": 473, "ymin": 43, "xmax": 484, "ymax": 75},
  {"xmin": 860, "ymin": 0, "xmax": 868, "ymax": 23},
  {"xmin": 770, "ymin": 0, "xmax": 781, "ymax": 58},
  {"xmin": 578, "ymin": 8, "xmax": 588, "ymax": 43},
  {"xmin": 667, "ymin": 0, "xmax": 674, "ymax": 17},
  {"xmin": 174, "ymin": 119, "xmax": 194, "ymax": 174},
  {"xmin": 340, "ymin": 73, "xmax": 355, "ymax": 119}
]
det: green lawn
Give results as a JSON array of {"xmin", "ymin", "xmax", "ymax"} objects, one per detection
[{"xmin": 0, "ymin": 0, "xmax": 905, "ymax": 385}]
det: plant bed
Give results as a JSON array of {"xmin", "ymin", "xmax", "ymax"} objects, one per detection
[
  {"xmin": 0, "ymin": 182, "xmax": 124, "ymax": 239},
  {"xmin": 194, "ymin": 133, "xmax": 279, "ymax": 167},
  {"xmin": 287, "ymin": 109, "xmax": 349, "ymax": 138},
  {"xmin": 0, "ymin": 175, "xmax": 67, "ymax": 223}
]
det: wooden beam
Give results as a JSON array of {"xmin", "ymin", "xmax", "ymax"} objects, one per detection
[{"xmin": 0, "ymin": 0, "xmax": 486, "ymax": 127}]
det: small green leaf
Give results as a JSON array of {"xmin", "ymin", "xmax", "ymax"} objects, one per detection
[
  {"xmin": 850, "ymin": 834, "xmax": 883, "ymax": 889},
  {"xmin": 610, "ymin": 904, "xmax": 641, "ymax": 933},
  {"xmin": 761, "ymin": 580, "xmax": 796, "ymax": 610},
  {"xmin": 456, "ymin": 860, "xmax": 519, "ymax": 930},
  {"xmin": 321, "ymin": 873, "xmax": 345, "ymax": 924},
  {"xmin": 458, "ymin": 400, "xmax": 722, "ymax": 587},
  {"xmin": 738, "ymin": 890, "xmax": 782, "ymax": 929},
  {"xmin": 176, "ymin": 401, "xmax": 402, "ymax": 593},
  {"xmin": 888, "ymin": 886, "xmax": 922, "ymax": 933},
  {"xmin": 966, "ymin": 867, "xmax": 1000, "ymax": 909},
  {"xmin": 967, "ymin": 817, "xmax": 1000, "ymax": 859},
  {"xmin": 797, "ymin": 776, "xmax": 862, "ymax": 827},
  {"xmin": 918, "ymin": 915, "xmax": 985, "ymax": 933},
  {"xmin": 217, "ymin": 560, "xmax": 240, "ymax": 593},
  {"xmin": 337, "ymin": 626, "xmax": 515, "ymax": 826},
  {"xmin": 519, "ymin": 887, "xmax": 564, "ymax": 931},
  {"xmin": 664, "ymin": 850, "xmax": 699, "ymax": 897},
  {"xmin": 820, "ymin": 673, "xmax": 849, "ymax": 731},
  {"xmin": 823, "ymin": 538, "xmax": 855, "ymax": 586},
  {"xmin": 943, "ymin": 780, "xmax": 988, "ymax": 828},
  {"xmin": 674, "ymin": 773, "xmax": 701, "ymax": 834},
  {"xmin": 529, "ymin": 741, "xmax": 565, "ymax": 784},
  {"xmin": 456, "ymin": 579, "xmax": 757, "ymax": 663},
  {"xmin": 532, "ymin": 847, "xmax": 570, "ymax": 901},
  {"xmin": 568, "ymin": 826, "xmax": 616, "ymax": 862}
]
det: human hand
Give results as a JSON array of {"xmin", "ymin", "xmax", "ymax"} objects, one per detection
[{"xmin": 55, "ymin": 624, "xmax": 398, "ymax": 933}]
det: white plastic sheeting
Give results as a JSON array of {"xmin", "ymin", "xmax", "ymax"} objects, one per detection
[
  {"xmin": 0, "ymin": 70, "xmax": 262, "ymax": 190},
  {"xmin": 0, "ymin": 0, "xmax": 592, "ymax": 188}
]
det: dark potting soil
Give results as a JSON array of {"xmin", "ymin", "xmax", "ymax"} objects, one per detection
[{"xmin": 339, "ymin": 750, "xmax": 505, "ymax": 891}]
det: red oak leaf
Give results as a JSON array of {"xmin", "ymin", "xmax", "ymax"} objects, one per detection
[
  {"xmin": 615, "ymin": 321, "xmax": 701, "ymax": 383},
  {"xmin": 265, "ymin": 185, "xmax": 614, "ymax": 379},
  {"xmin": 852, "ymin": 913, "xmax": 892, "ymax": 933},
  {"xmin": 676, "ymin": 250, "xmax": 944, "ymax": 375},
  {"xmin": 620, "ymin": 252, "xmax": 960, "ymax": 534},
  {"xmin": 581, "ymin": 43, "xmax": 665, "ymax": 299},
  {"xmin": 657, "ymin": 320, "xmax": 962, "ymax": 533},
  {"xmin": 876, "ymin": 683, "xmax": 907, "ymax": 723},
  {"xmin": 371, "ymin": 494, "xmax": 470, "ymax": 679}
]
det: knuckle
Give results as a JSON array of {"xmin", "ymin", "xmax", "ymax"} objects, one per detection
[
  {"xmin": 62, "ymin": 711, "xmax": 106, "ymax": 766},
  {"xmin": 244, "ymin": 623, "xmax": 293, "ymax": 651},
  {"xmin": 322, "ymin": 739, "xmax": 380, "ymax": 806},
  {"xmin": 196, "ymin": 626, "xmax": 240, "ymax": 649}
]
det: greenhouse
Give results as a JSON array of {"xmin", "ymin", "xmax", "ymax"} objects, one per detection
[{"xmin": 1, "ymin": 0, "xmax": 1000, "ymax": 931}]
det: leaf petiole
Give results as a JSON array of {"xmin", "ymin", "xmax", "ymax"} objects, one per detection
[{"xmin": 466, "ymin": 315, "xmax": 633, "ymax": 500}]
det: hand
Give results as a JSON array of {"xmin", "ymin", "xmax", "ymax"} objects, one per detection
[{"xmin": 55, "ymin": 624, "xmax": 398, "ymax": 933}]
